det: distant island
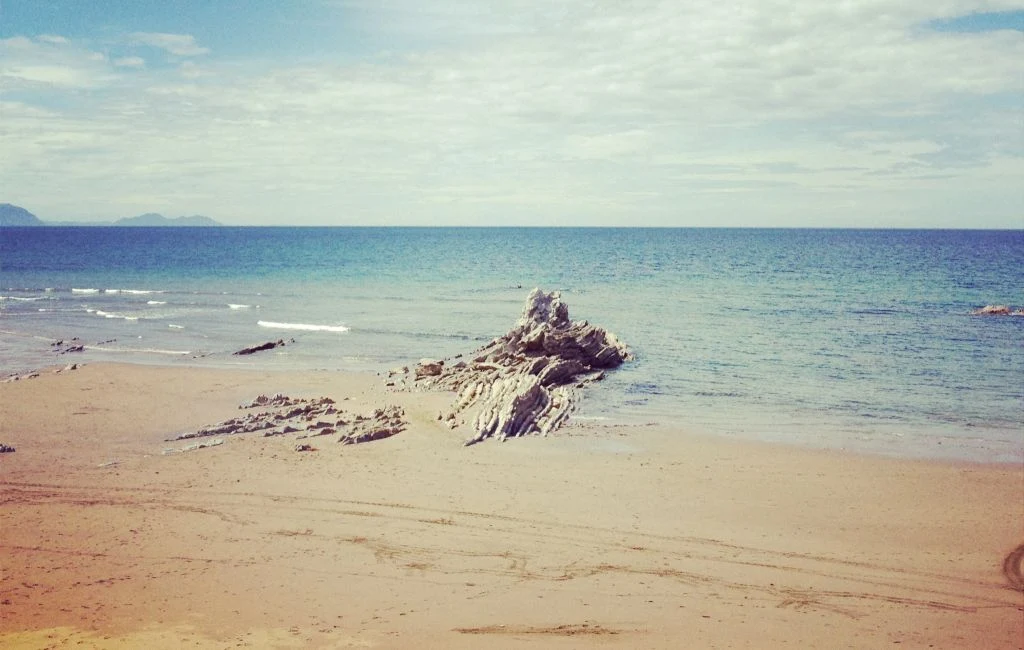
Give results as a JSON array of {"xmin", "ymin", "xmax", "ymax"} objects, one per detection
[
  {"xmin": 113, "ymin": 213, "xmax": 220, "ymax": 227},
  {"xmin": 0, "ymin": 203, "xmax": 44, "ymax": 226},
  {"xmin": 0, "ymin": 203, "xmax": 221, "ymax": 227}
]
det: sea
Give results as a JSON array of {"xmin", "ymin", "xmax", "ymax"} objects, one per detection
[{"xmin": 1, "ymin": 227, "xmax": 1021, "ymax": 463}]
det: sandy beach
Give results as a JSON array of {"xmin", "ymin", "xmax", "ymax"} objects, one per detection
[{"xmin": 1, "ymin": 362, "xmax": 1021, "ymax": 649}]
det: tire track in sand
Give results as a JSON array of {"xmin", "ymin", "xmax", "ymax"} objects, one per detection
[
  {"xmin": 1002, "ymin": 543, "xmax": 1024, "ymax": 592},
  {"xmin": 2, "ymin": 480, "xmax": 1020, "ymax": 619}
]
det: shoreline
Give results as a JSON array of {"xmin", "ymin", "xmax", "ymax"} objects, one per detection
[
  {"xmin": 4, "ymin": 352, "xmax": 1020, "ymax": 466},
  {"xmin": 4, "ymin": 227, "xmax": 1022, "ymax": 469},
  {"xmin": 2, "ymin": 360, "xmax": 1019, "ymax": 467},
  {"xmin": 1, "ymin": 362, "xmax": 1021, "ymax": 649}
]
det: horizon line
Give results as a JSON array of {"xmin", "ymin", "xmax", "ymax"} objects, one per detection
[{"xmin": 6, "ymin": 224, "xmax": 1023, "ymax": 232}]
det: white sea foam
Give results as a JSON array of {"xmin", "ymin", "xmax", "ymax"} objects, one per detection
[
  {"xmin": 90, "ymin": 346, "xmax": 191, "ymax": 356},
  {"xmin": 228, "ymin": 304, "xmax": 251, "ymax": 310},
  {"xmin": 147, "ymin": 300, "xmax": 167, "ymax": 305},
  {"xmin": 105, "ymin": 289, "xmax": 163, "ymax": 295},
  {"xmin": 258, "ymin": 320, "xmax": 349, "ymax": 333},
  {"xmin": 168, "ymin": 324, "xmax": 185, "ymax": 329},
  {"xmin": 93, "ymin": 310, "xmax": 140, "ymax": 321},
  {"xmin": 72, "ymin": 288, "xmax": 100, "ymax": 294}
]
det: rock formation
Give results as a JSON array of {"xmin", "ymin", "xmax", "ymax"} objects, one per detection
[
  {"xmin": 168, "ymin": 394, "xmax": 406, "ymax": 448},
  {"xmin": 405, "ymin": 288, "xmax": 631, "ymax": 445},
  {"xmin": 233, "ymin": 339, "xmax": 287, "ymax": 355},
  {"xmin": 51, "ymin": 338, "xmax": 85, "ymax": 354},
  {"xmin": 1, "ymin": 372, "xmax": 39, "ymax": 383},
  {"xmin": 971, "ymin": 305, "xmax": 1024, "ymax": 316}
]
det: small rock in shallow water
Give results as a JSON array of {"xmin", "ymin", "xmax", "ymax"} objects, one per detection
[
  {"xmin": 971, "ymin": 304, "xmax": 1023, "ymax": 316},
  {"xmin": 233, "ymin": 339, "xmax": 286, "ymax": 355}
]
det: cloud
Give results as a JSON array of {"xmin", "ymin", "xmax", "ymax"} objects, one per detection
[
  {"xmin": 36, "ymin": 34, "xmax": 69, "ymax": 44},
  {"xmin": 1, "ymin": 1, "xmax": 1022, "ymax": 226},
  {"xmin": 113, "ymin": 56, "xmax": 146, "ymax": 68},
  {"xmin": 0, "ymin": 35, "xmax": 115, "ymax": 88},
  {"xmin": 129, "ymin": 32, "xmax": 210, "ymax": 57}
]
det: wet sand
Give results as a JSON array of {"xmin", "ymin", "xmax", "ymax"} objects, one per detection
[{"xmin": 1, "ymin": 363, "xmax": 1021, "ymax": 649}]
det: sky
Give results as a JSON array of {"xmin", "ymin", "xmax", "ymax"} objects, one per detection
[{"xmin": 1, "ymin": 1, "xmax": 1022, "ymax": 227}]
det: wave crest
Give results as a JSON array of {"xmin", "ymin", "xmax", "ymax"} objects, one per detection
[{"xmin": 258, "ymin": 320, "xmax": 349, "ymax": 333}]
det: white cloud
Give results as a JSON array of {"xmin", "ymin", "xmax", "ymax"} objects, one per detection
[
  {"xmin": 178, "ymin": 61, "xmax": 209, "ymax": 79},
  {"xmin": 0, "ymin": 35, "xmax": 115, "ymax": 88},
  {"xmin": 36, "ymin": 34, "xmax": 69, "ymax": 44},
  {"xmin": 129, "ymin": 32, "xmax": 209, "ymax": 57},
  {"xmin": 1, "ymin": 1, "xmax": 1022, "ymax": 226},
  {"xmin": 113, "ymin": 56, "xmax": 146, "ymax": 68}
]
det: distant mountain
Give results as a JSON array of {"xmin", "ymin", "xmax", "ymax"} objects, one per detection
[
  {"xmin": 0, "ymin": 204, "xmax": 222, "ymax": 226},
  {"xmin": 114, "ymin": 213, "xmax": 220, "ymax": 227},
  {"xmin": 0, "ymin": 203, "xmax": 44, "ymax": 226}
]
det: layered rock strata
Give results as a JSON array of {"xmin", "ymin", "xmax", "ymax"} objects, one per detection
[
  {"xmin": 167, "ymin": 394, "xmax": 406, "ymax": 449},
  {"xmin": 406, "ymin": 288, "xmax": 631, "ymax": 445}
]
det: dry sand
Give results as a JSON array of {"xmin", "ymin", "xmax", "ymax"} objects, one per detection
[{"xmin": 1, "ymin": 362, "xmax": 1021, "ymax": 649}]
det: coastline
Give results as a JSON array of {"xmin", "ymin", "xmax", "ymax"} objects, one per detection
[
  {"xmin": 4, "ymin": 227, "xmax": 1022, "ymax": 466},
  {"xmin": 1, "ymin": 362, "xmax": 1021, "ymax": 649}
]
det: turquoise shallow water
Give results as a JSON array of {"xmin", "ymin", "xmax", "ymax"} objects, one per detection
[{"xmin": 1, "ymin": 227, "xmax": 1021, "ymax": 462}]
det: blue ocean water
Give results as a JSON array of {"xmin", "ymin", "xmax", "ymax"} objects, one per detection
[{"xmin": 2, "ymin": 227, "xmax": 1021, "ymax": 462}]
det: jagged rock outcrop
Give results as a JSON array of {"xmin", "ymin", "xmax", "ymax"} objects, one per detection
[
  {"xmin": 406, "ymin": 288, "xmax": 631, "ymax": 445},
  {"xmin": 168, "ymin": 394, "xmax": 406, "ymax": 448},
  {"xmin": 341, "ymin": 406, "xmax": 406, "ymax": 445}
]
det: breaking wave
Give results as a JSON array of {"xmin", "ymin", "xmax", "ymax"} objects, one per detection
[
  {"xmin": 87, "ymin": 309, "xmax": 140, "ymax": 321},
  {"xmin": 89, "ymin": 346, "xmax": 191, "ymax": 356},
  {"xmin": 258, "ymin": 320, "xmax": 349, "ymax": 333}
]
